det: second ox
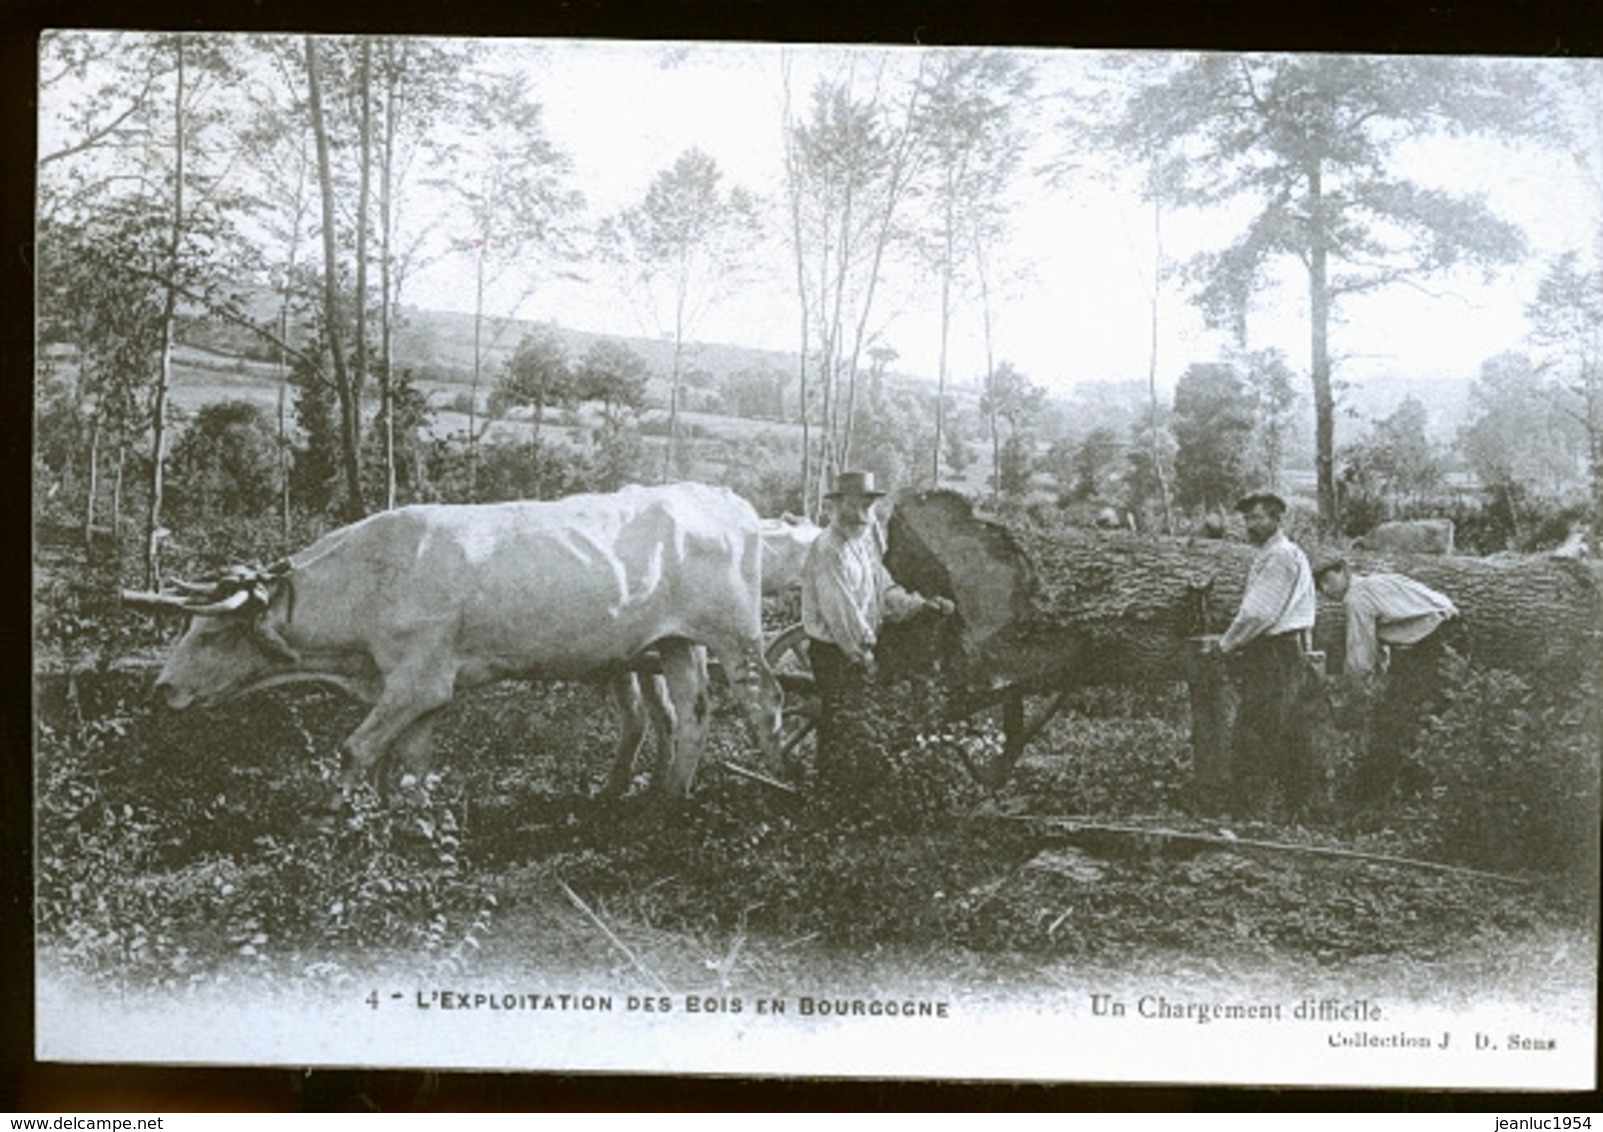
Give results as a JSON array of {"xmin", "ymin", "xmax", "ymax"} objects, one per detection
[{"xmin": 123, "ymin": 483, "xmax": 784, "ymax": 801}]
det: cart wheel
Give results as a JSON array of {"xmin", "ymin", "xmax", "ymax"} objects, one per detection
[
  {"xmin": 943, "ymin": 689, "xmax": 1025, "ymax": 790},
  {"xmin": 950, "ymin": 687, "xmax": 1072, "ymax": 790},
  {"xmin": 764, "ymin": 623, "xmax": 819, "ymax": 772}
]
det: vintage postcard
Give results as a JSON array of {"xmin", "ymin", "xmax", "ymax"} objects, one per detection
[{"xmin": 34, "ymin": 33, "xmax": 1598, "ymax": 1091}]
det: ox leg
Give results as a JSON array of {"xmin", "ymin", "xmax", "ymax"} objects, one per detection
[
  {"xmin": 655, "ymin": 638, "xmax": 710, "ymax": 800},
  {"xmin": 706, "ymin": 636, "xmax": 783, "ymax": 765},
  {"xmin": 390, "ymin": 710, "xmax": 442, "ymax": 790},
  {"xmin": 640, "ymin": 670, "xmax": 676, "ymax": 784},
  {"xmin": 602, "ymin": 671, "xmax": 652, "ymax": 800},
  {"xmin": 338, "ymin": 668, "xmax": 456, "ymax": 795}
]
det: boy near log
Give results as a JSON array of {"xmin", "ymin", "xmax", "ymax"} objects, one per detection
[
  {"xmin": 1313, "ymin": 556, "xmax": 1461, "ymax": 801},
  {"xmin": 801, "ymin": 471, "xmax": 954, "ymax": 794},
  {"xmin": 1211, "ymin": 490, "xmax": 1319, "ymax": 817}
]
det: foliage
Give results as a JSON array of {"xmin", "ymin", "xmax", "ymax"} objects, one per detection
[
  {"xmin": 1337, "ymin": 398, "xmax": 1446, "ymax": 533},
  {"xmin": 491, "ymin": 330, "xmax": 575, "ymax": 440},
  {"xmin": 1238, "ymin": 348, "xmax": 1300, "ymax": 491},
  {"xmin": 718, "ymin": 432, "xmax": 805, "ymax": 518},
  {"xmin": 166, "ymin": 400, "xmax": 283, "ymax": 523},
  {"xmin": 841, "ymin": 387, "xmax": 939, "ymax": 498},
  {"xmin": 573, "ymin": 340, "xmax": 650, "ymax": 489},
  {"xmin": 719, "ymin": 365, "xmax": 788, "ymax": 421},
  {"xmin": 1527, "ymin": 252, "xmax": 1603, "ymax": 524},
  {"xmin": 289, "ymin": 344, "xmax": 341, "ymax": 514},
  {"xmin": 784, "ymin": 56, "xmax": 932, "ymax": 506},
  {"xmin": 1070, "ymin": 427, "xmax": 1121, "ymax": 503},
  {"xmin": 35, "ymin": 678, "xmax": 496, "ymax": 985},
  {"xmin": 1412, "ymin": 663, "xmax": 1600, "ymax": 878},
  {"xmin": 1459, "ymin": 351, "xmax": 1589, "ymax": 505},
  {"xmin": 440, "ymin": 433, "xmax": 592, "ymax": 504},
  {"xmin": 600, "ymin": 147, "xmax": 759, "ymax": 476},
  {"xmin": 913, "ymin": 49, "xmax": 1035, "ymax": 481},
  {"xmin": 362, "ymin": 369, "xmax": 435, "ymax": 505},
  {"xmin": 942, "ymin": 419, "xmax": 974, "ymax": 477},
  {"xmin": 1171, "ymin": 362, "xmax": 1254, "ymax": 511},
  {"xmin": 979, "ymin": 361, "xmax": 1046, "ymax": 500},
  {"xmin": 574, "ymin": 339, "xmax": 649, "ymax": 422},
  {"xmin": 443, "ymin": 69, "xmax": 584, "ymax": 292},
  {"xmin": 1090, "ymin": 54, "xmax": 1541, "ymax": 525}
]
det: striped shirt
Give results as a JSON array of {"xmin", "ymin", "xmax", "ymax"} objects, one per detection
[
  {"xmin": 1341, "ymin": 572, "xmax": 1459, "ymax": 675},
  {"xmin": 801, "ymin": 525, "xmax": 926, "ymax": 664},
  {"xmin": 1219, "ymin": 531, "xmax": 1316, "ymax": 654}
]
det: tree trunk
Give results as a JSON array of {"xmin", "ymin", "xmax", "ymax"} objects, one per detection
[
  {"xmin": 934, "ymin": 188, "xmax": 953, "ymax": 488},
  {"xmin": 1147, "ymin": 196, "xmax": 1175, "ymax": 535},
  {"xmin": 974, "ymin": 239, "xmax": 1000, "ymax": 506},
  {"xmin": 145, "ymin": 38, "xmax": 183, "ymax": 590},
  {"xmin": 379, "ymin": 42, "xmax": 399, "ymax": 510},
  {"xmin": 83, "ymin": 415, "xmax": 101, "ymax": 546},
  {"xmin": 111, "ymin": 439, "xmax": 126, "ymax": 535},
  {"xmin": 882, "ymin": 490, "xmax": 1602, "ymax": 700},
  {"xmin": 305, "ymin": 35, "xmax": 363, "ymax": 522},
  {"xmin": 468, "ymin": 235, "xmax": 484, "ymax": 502},
  {"xmin": 1307, "ymin": 160, "xmax": 1338, "ymax": 532},
  {"xmin": 354, "ymin": 36, "xmax": 373, "ymax": 488}
]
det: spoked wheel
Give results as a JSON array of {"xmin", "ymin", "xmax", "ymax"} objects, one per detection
[
  {"xmin": 764, "ymin": 623, "xmax": 819, "ymax": 775},
  {"xmin": 945, "ymin": 686, "xmax": 1075, "ymax": 790}
]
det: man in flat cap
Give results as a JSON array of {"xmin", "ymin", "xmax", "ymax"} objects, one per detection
[
  {"xmin": 1214, "ymin": 490, "xmax": 1318, "ymax": 816},
  {"xmin": 801, "ymin": 470, "xmax": 954, "ymax": 788},
  {"xmin": 1313, "ymin": 555, "xmax": 1461, "ymax": 800}
]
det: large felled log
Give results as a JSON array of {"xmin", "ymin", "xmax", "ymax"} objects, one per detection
[{"xmin": 881, "ymin": 490, "xmax": 1602, "ymax": 699}]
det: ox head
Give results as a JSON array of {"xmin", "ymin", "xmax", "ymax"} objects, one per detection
[{"xmin": 122, "ymin": 562, "xmax": 298, "ymax": 709}]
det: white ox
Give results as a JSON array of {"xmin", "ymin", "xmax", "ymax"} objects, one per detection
[
  {"xmin": 759, "ymin": 513, "xmax": 823, "ymax": 594},
  {"xmin": 123, "ymin": 484, "xmax": 783, "ymax": 801},
  {"xmin": 614, "ymin": 513, "xmax": 823, "ymax": 785}
]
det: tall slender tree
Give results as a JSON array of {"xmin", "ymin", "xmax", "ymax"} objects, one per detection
[
  {"xmin": 599, "ymin": 148, "xmax": 760, "ymax": 480},
  {"xmin": 784, "ymin": 57, "xmax": 930, "ymax": 508},
  {"xmin": 1528, "ymin": 253, "xmax": 1603, "ymax": 523},
  {"xmin": 1087, "ymin": 54, "xmax": 1540, "ymax": 528},
  {"xmin": 442, "ymin": 68, "xmax": 582, "ymax": 500},
  {"xmin": 915, "ymin": 49, "xmax": 1033, "ymax": 485},
  {"xmin": 304, "ymin": 35, "xmax": 365, "ymax": 521}
]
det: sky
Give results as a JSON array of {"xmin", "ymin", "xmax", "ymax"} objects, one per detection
[
  {"xmin": 383, "ymin": 39, "xmax": 1603, "ymax": 398},
  {"xmin": 37, "ymin": 35, "xmax": 1603, "ymax": 400}
]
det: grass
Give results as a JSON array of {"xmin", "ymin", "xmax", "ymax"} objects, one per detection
[{"xmin": 33, "ymin": 654, "xmax": 1598, "ymax": 1013}]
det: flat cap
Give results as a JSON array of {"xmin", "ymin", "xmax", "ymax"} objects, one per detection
[
  {"xmin": 1311, "ymin": 554, "xmax": 1348, "ymax": 579},
  {"xmin": 1233, "ymin": 490, "xmax": 1288, "ymax": 516}
]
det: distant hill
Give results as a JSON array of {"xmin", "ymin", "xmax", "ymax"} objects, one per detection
[
  {"xmin": 1336, "ymin": 373, "xmax": 1474, "ymax": 441},
  {"xmin": 179, "ymin": 293, "xmax": 1475, "ymax": 442},
  {"xmin": 390, "ymin": 306, "xmax": 806, "ymax": 387}
]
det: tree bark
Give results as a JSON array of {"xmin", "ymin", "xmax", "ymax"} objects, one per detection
[
  {"xmin": 354, "ymin": 36, "xmax": 373, "ymax": 487},
  {"xmin": 145, "ymin": 37, "xmax": 183, "ymax": 590},
  {"xmin": 304, "ymin": 35, "xmax": 364, "ymax": 522},
  {"xmin": 882, "ymin": 490, "xmax": 1602, "ymax": 699},
  {"xmin": 84, "ymin": 416, "xmax": 100, "ymax": 546},
  {"xmin": 1307, "ymin": 159, "xmax": 1338, "ymax": 532}
]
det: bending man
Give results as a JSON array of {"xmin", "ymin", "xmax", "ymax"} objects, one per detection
[{"xmin": 1313, "ymin": 556, "xmax": 1460, "ymax": 800}]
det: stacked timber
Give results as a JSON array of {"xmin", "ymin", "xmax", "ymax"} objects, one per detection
[{"xmin": 881, "ymin": 490, "xmax": 1602, "ymax": 697}]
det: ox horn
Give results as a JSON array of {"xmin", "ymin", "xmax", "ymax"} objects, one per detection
[
  {"xmin": 119, "ymin": 587, "xmax": 253, "ymax": 616},
  {"xmin": 181, "ymin": 588, "xmax": 253, "ymax": 616},
  {"xmin": 165, "ymin": 578, "xmax": 218, "ymax": 597},
  {"xmin": 120, "ymin": 589, "xmax": 196, "ymax": 612}
]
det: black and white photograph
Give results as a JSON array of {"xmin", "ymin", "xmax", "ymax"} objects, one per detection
[{"xmin": 32, "ymin": 31, "xmax": 1600, "ymax": 1091}]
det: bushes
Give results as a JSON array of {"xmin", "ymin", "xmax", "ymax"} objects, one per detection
[
  {"xmin": 1412, "ymin": 663, "xmax": 1600, "ymax": 878},
  {"xmin": 35, "ymin": 676, "xmax": 497, "ymax": 987}
]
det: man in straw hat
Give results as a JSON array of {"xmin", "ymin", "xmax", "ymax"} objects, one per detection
[
  {"xmin": 1312, "ymin": 554, "xmax": 1461, "ymax": 800},
  {"xmin": 801, "ymin": 470, "xmax": 954, "ymax": 785},
  {"xmin": 1211, "ymin": 490, "xmax": 1318, "ymax": 816}
]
